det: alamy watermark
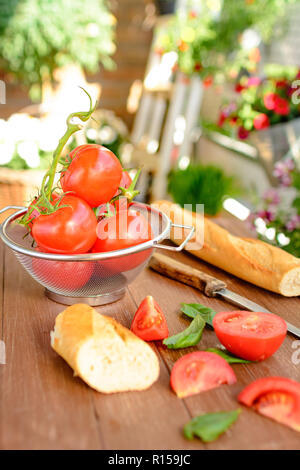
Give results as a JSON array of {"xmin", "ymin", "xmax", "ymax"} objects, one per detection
[
  {"xmin": 0, "ymin": 340, "xmax": 6, "ymax": 364},
  {"xmin": 291, "ymin": 340, "xmax": 300, "ymax": 365},
  {"xmin": 0, "ymin": 79, "xmax": 6, "ymax": 104}
]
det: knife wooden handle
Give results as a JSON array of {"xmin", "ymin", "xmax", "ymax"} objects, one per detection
[{"xmin": 149, "ymin": 252, "xmax": 226, "ymax": 297}]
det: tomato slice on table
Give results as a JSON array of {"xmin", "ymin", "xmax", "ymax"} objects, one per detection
[
  {"xmin": 131, "ymin": 295, "xmax": 169, "ymax": 341},
  {"xmin": 213, "ymin": 311, "xmax": 287, "ymax": 361},
  {"xmin": 170, "ymin": 351, "xmax": 237, "ymax": 398},
  {"xmin": 238, "ymin": 377, "xmax": 300, "ymax": 432}
]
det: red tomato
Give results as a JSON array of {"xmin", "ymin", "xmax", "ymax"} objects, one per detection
[
  {"xmin": 27, "ymin": 192, "xmax": 60, "ymax": 229},
  {"xmin": 32, "ymin": 195, "xmax": 97, "ymax": 254},
  {"xmin": 61, "ymin": 144, "xmax": 122, "ymax": 207},
  {"xmin": 170, "ymin": 351, "xmax": 237, "ymax": 398},
  {"xmin": 213, "ymin": 311, "xmax": 287, "ymax": 361},
  {"xmin": 131, "ymin": 295, "xmax": 169, "ymax": 341},
  {"xmin": 32, "ymin": 256, "xmax": 93, "ymax": 291},
  {"xmin": 91, "ymin": 209, "xmax": 153, "ymax": 273},
  {"xmin": 238, "ymin": 377, "xmax": 300, "ymax": 432}
]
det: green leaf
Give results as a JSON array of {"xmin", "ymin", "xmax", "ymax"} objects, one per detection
[
  {"xmin": 205, "ymin": 348, "xmax": 252, "ymax": 364},
  {"xmin": 163, "ymin": 315, "xmax": 205, "ymax": 350},
  {"xmin": 183, "ymin": 409, "xmax": 241, "ymax": 443},
  {"xmin": 180, "ymin": 303, "xmax": 216, "ymax": 327}
]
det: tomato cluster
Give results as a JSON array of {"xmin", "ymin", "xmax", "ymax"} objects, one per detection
[{"xmin": 28, "ymin": 144, "xmax": 153, "ymax": 290}]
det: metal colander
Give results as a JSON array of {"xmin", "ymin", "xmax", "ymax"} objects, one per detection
[{"xmin": 0, "ymin": 203, "xmax": 194, "ymax": 306}]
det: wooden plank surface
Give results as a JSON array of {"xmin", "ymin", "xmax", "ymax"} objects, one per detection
[{"xmin": 0, "ymin": 214, "xmax": 300, "ymax": 449}]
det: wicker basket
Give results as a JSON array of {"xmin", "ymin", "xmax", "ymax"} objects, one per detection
[{"xmin": 0, "ymin": 168, "xmax": 44, "ymax": 222}]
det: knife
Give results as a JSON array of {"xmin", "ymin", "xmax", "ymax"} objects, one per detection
[{"xmin": 149, "ymin": 252, "xmax": 300, "ymax": 338}]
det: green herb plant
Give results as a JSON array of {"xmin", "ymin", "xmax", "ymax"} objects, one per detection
[{"xmin": 168, "ymin": 164, "xmax": 237, "ymax": 216}]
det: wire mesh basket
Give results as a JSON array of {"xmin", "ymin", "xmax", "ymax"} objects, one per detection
[{"xmin": 0, "ymin": 202, "xmax": 194, "ymax": 306}]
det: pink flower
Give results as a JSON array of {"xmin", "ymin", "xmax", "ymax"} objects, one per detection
[
  {"xmin": 286, "ymin": 214, "xmax": 300, "ymax": 232},
  {"xmin": 247, "ymin": 77, "xmax": 261, "ymax": 87},
  {"xmin": 257, "ymin": 210, "xmax": 275, "ymax": 222},
  {"xmin": 253, "ymin": 113, "xmax": 270, "ymax": 130},
  {"xmin": 238, "ymin": 126, "xmax": 250, "ymax": 140},
  {"xmin": 273, "ymin": 159, "xmax": 295, "ymax": 186},
  {"xmin": 263, "ymin": 188, "xmax": 280, "ymax": 205}
]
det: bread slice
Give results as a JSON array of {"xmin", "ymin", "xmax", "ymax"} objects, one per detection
[
  {"xmin": 153, "ymin": 200, "xmax": 300, "ymax": 297},
  {"xmin": 51, "ymin": 304, "xmax": 160, "ymax": 393}
]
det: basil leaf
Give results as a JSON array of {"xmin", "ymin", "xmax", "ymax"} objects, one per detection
[
  {"xmin": 180, "ymin": 302, "xmax": 216, "ymax": 327},
  {"xmin": 183, "ymin": 409, "xmax": 241, "ymax": 443},
  {"xmin": 206, "ymin": 348, "xmax": 252, "ymax": 364},
  {"xmin": 163, "ymin": 315, "xmax": 205, "ymax": 349}
]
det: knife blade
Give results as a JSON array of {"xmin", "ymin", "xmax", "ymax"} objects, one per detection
[{"xmin": 149, "ymin": 252, "xmax": 300, "ymax": 338}]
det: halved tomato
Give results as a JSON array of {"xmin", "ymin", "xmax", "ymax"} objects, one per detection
[
  {"xmin": 213, "ymin": 311, "xmax": 287, "ymax": 361},
  {"xmin": 170, "ymin": 351, "xmax": 237, "ymax": 398},
  {"xmin": 130, "ymin": 295, "xmax": 169, "ymax": 341},
  {"xmin": 238, "ymin": 377, "xmax": 300, "ymax": 432}
]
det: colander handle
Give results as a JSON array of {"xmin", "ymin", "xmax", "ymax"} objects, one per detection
[
  {"xmin": 0, "ymin": 205, "xmax": 26, "ymax": 218},
  {"xmin": 153, "ymin": 223, "xmax": 195, "ymax": 252}
]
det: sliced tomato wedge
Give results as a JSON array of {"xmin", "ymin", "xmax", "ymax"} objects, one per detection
[
  {"xmin": 238, "ymin": 377, "xmax": 300, "ymax": 432},
  {"xmin": 130, "ymin": 295, "xmax": 169, "ymax": 341},
  {"xmin": 170, "ymin": 351, "xmax": 237, "ymax": 398},
  {"xmin": 213, "ymin": 311, "xmax": 287, "ymax": 361}
]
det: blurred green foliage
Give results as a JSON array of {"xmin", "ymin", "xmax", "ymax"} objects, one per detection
[
  {"xmin": 168, "ymin": 164, "xmax": 237, "ymax": 216},
  {"xmin": 0, "ymin": 0, "xmax": 116, "ymax": 100},
  {"xmin": 156, "ymin": 0, "xmax": 297, "ymax": 79}
]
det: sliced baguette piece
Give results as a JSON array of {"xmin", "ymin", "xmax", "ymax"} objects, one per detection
[
  {"xmin": 153, "ymin": 200, "xmax": 300, "ymax": 297},
  {"xmin": 51, "ymin": 304, "xmax": 160, "ymax": 393}
]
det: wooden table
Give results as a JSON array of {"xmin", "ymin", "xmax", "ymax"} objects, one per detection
[{"xmin": 1, "ymin": 214, "xmax": 300, "ymax": 450}]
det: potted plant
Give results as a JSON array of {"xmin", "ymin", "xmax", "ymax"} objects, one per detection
[
  {"xmin": 155, "ymin": 1, "xmax": 294, "ymax": 82},
  {"xmin": 167, "ymin": 164, "xmax": 237, "ymax": 216},
  {"xmin": 249, "ymin": 157, "xmax": 300, "ymax": 258},
  {"xmin": 0, "ymin": 0, "xmax": 116, "ymax": 101},
  {"xmin": 217, "ymin": 64, "xmax": 300, "ymax": 183}
]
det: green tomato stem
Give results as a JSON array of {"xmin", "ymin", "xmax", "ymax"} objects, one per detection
[{"xmin": 19, "ymin": 88, "xmax": 96, "ymax": 226}]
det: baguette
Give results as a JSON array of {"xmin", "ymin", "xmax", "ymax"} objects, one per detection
[
  {"xmin": 51, "ymin": 304, "xmax": 160, "ymax": 393},
  {"xmin": 153, "ymin": 200, "xmax": 300, "ymax": 297}
]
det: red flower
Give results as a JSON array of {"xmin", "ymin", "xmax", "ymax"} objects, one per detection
[
  {"xmin": 235, "ymin": 83, "xmax": 245, "ymax": 93},
  {"xmin": 238, "ymin": 126, "xmax": 250, "ymax": 140},
  {"xmin": 276, "ymin": 79, "xmax": 288, "ymax": 88},
  {"xmin": 194, "ymin": 62, "xmax": 203, "ymax": 72},
  {"xmin": 253, "ymin": 113, "xmax": 270, "ymax": 130},
  {"xmin": 264, "ymin": 92, "xmax": 278, "ymax": 110},
  {"xmin": 274, "ymin": 96, "xmax": 290, "ymax": 115},
  {"xmin": 218, "ymin": 112, "xmax": 226, "ymax": 127},
  {"xmin": 189, "ymin": 10, "xmax": 197, "ymax": 19},
  {"xmin": 203, "ymin": 76, "xmax": 213, "ymax": 88},
  {"xmin": 296, "ymin": 69, "xmax": 300, "ymax": 79}
]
